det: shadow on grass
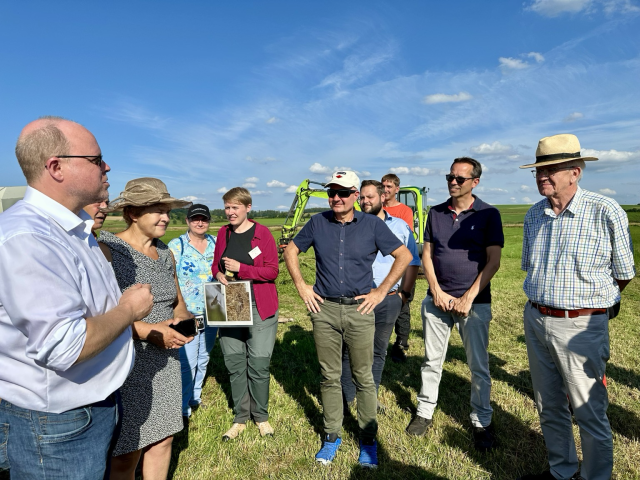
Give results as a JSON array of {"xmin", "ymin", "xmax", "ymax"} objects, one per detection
[
  {"xmin": 607, "ymin": 363, "xmax": 640, "ymax": 391},
  {"xmin": 168, "ymin": 420, "xmax": 190, "ymax": 480},
  {"xmin": 346, "ymin": 442, "xmax": 449, "ymax": 480},
  {"xmin": 270, "ymin": 324, "xmax": 325, "ymax": 435},
  {"xmin": 382, "ymin": 347, "xmax": 548, "ymax": 479}
]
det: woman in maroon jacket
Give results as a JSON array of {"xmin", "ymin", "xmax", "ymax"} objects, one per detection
[{"xmin": 211, "ymin": 187, "xmax": 279, "ymax": 441}]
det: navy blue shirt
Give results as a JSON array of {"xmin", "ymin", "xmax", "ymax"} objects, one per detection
[
  {"xmin": 293, "ymin": 210, "xmax": 403, "ymax": 298},
  {"xmin": 425, "ymin": 195, "xmax": 504, "ymax": 304}
]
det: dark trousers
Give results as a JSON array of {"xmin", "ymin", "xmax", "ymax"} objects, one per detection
[
  {"xmin": 218, "ymin": 305, "xmax": 278, "ymax": 423},
  {"xmin": 341, "ymin": 293, "xmax": 403, "ymax": 403},
  {"xmin": 394, "ymin": 283, "xmax": 415, "ymax": 347}
]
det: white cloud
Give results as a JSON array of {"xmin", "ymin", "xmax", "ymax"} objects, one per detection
[
  {"xmin": 528, "ymin": 52, "xmax": 545, "ymax": 63},
  {"xmin": 520, "ymin": 184, "xmax": 533, "ymax": 192},
  {"xmin": 427, "ymin": 197, "xmax": 437, "ymax": 203},
  {"xmin": 309, "ymin": 162, "xmax": 332, "ymax": 174},
  {"xmin": 180, "ymin": 195, "xmax": 200, "ymax": 202},
  {"xmin": 582, "ymin": 148, "xmax": 640, "ymax": 163},
  {"xmin": 488, "ymin": 188, "xmax": 509, "ymax": 193},
  {"xmin": 423, "ymin": 92, "xmax": 473, "ymax": 104},
  {"xmin": 245, "ymin": 177, "xmax": 259, "ymax": 183},
  {"xmin": 276, "ymin": 205, "xmax": 288, "ymax": 210},
  {"xmin": 267, "ymin": 180, "xmax": 288, "ymax": 188},
  {"xmin": 266, "ymin": 117, "xmax": 278, "ymax": 124},
  {"xmin": 564, "ymin": 112, "xmax": 584, "ymax": 122},
  {"xmin": 285, "ymin": 185, "xmax": 299, "ymax": 193},
  {"xmin": 499, "ymin": 57, "xmax": 529, "ymax": 71},
  {"xmin": 527, "ymin": 0, "xmax": 639, "ymax": 16},
  {"xmin": 510, "ymin": 197, "xmax": 517, "ymax": 203},
  {"xmin": 243, "ymin": 182, "xmax": 257, "ymax": 188},
  {"xmin": 470, "ymin": 141, "xmax": 515, "ymax": 155},
  {"xmin": 388, "ymin": 166, "xmax": 433, "ymax": 176},
  {"xmin": 250, "ymin": 190, "xmax": 272, "ymax": 196},
  {"xmin": 522, "ymin": 196, "xmax": 536, "ymax": 204},
  {"xmin": 216, "ymin": 187, "xmax": 227, "ymax": 193},
  {"xmin": 528, "ymin": 0, "xmax": 593, "ymax": 16},
  {"xmin": 599, "ymin": 188, "xmax": 617, "ymax": 195}
]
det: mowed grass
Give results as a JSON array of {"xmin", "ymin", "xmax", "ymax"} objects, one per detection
[{"xmin": 164, "ymin": 225, "xmax": 640, "ymax": 480}]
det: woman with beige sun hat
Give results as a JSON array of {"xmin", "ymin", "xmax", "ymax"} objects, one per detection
[{"xmin": 98, "ymin": 177, "xmax": 195, "ymax": 480}]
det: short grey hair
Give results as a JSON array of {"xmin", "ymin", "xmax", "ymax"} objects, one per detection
[
  {"xmin": 15, "ymin": 116, "xmax": 70, "ymax": 184},
  {"xmin": 565, "ymin": 159, "xmax": 585, "ymax": 182}
]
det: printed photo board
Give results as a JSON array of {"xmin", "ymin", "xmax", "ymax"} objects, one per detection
[{"xmin": 204, "ymin": 280, "xmax": 253, "ymax": 327}]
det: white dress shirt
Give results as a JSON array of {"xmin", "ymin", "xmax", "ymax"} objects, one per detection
[{"xmin": 0, "ymin": 187, "xmax": 134, "ymax": 413}]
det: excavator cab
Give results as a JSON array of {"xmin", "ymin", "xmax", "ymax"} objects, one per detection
[{"xmin": 278, "ymin": 179, "xmax": 429, "ymax": 256}]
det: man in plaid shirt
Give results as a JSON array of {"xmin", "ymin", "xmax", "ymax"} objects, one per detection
[{"xmin": 518, "ymin": 134, "xmax": 635, "ymax": 480}]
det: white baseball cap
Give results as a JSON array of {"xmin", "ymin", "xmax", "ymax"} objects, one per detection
[{"xmin": 327, "ymin": 170, "xmax": 360, "ymax": 189}]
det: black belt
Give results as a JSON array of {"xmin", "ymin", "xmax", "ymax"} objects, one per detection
[
  {"xmin": 323, "ymin": 296, "xmax": 364, "ymax": 305},
  {"xmin": 82, "ymin": 391, "xmax": 118, "ymax": 409}
]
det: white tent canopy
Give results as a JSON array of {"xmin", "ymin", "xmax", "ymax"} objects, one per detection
[{"xmin": 0, "ymin": 186, "xmax": 27, "ymax": 213}]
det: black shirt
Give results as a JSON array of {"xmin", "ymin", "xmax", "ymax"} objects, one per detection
[
  {"xmin": 424, "ymin": 195, "xmax": 504, "ymax": 303},
  {"xmin": 221, "ymin": 224, "xmax": 255, "ymax": 280}
]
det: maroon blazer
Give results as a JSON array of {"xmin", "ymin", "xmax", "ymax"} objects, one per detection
[{"xmin": 211, "ymin": 220, "xmax": 279, "ymax": 320}]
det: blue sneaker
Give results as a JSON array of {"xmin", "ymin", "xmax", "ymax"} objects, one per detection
[
  {"xmin": 358, "ymin": 439, "xmax": 378, "ymax": 468},
  {"xmin": 315, "ymin": 434, "xmax": 341, "ymax": 465}
]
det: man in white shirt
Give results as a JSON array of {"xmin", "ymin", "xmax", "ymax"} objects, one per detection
[{"xmin": 0, "ymin": 116, "xmax": 153, "ymax": 479}]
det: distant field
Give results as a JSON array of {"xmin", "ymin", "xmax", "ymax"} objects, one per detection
[{"xmin": 100, "ymin": 204, "xmax": 640, "ymax": 246}]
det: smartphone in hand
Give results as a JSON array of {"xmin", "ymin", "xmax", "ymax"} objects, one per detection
[{"xmin": 169, "ymin": 318, "xmax": 197, "ymax": 337}]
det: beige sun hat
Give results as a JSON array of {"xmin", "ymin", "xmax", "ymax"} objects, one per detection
[
  {"xmin": 519, "ymin": 133, "xmax": 598, "ymax": 169},
  {"xmin": 104, "ymin": 177, "xmax": 192, "ymax": 212}
]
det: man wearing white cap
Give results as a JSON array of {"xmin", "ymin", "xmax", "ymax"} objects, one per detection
[
  {"xmin": 284, "ymin": 170, "xmax": 412, "ymax": 469},
  {"xmin": 518, "ymin": 134, "xmax": 635, "ymax": 480}
]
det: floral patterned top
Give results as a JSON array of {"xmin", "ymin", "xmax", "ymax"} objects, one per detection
[{"xmin": 168, "ymin": 231, "xmax": 216, "ymax": 315}]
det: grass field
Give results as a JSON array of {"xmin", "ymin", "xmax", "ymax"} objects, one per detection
[
  {"xmin": 100, "ymin": 204, "xmax": 640, "ymax": 245},
  {"xmin": 15, "ymin": 208, "xmax": 632, "ymax": 480},
  {"xmin": 159, "ymin": 225, "xmax": 639, "ymax": 480}
]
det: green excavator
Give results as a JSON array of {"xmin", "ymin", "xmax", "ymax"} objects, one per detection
[{"xmin": 278, "ymin": 179, "xmax": 429, "ymax": 255}]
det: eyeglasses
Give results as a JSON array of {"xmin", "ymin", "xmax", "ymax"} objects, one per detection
[
  {"xmin": 445, "ymin": 174, "xmax": 475, "ymax": 184},
  {"xmin": 189, "ymin": 216, "xmax": 210, "ymax": 223},
  {"xmin": 55, "ymin": 155, "xmax": 103, "ymax": 167},
  {"xmin": 531, "ymin": 166, "xmax": 575, "ymax": 178},
  {"xmin": 327, "ymin": 188, "xmax": 356, "ymax": 198}
]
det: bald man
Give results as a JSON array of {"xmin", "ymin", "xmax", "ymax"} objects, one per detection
[{"xmin": 0, "ymin": 116, "xmax": 153, "ymax": 479}]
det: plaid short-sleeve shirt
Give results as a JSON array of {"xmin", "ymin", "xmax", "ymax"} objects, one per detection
[{"xmin": 522, "ymin": 187, "xmax": 635, "ymax": 309}]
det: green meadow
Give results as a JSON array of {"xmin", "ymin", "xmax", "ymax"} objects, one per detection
[
  {"xmin": 160, "ymin": 224, "xmax": 639, "ymax": 480},
  {"xmin": 3, "ymin": 207, "xmax": 635, "ymax": 480}
]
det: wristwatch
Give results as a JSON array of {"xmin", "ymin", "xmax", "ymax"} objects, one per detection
[{"xmin": 401, "ymin": 290, "xmax": 412, "ymax": 301}]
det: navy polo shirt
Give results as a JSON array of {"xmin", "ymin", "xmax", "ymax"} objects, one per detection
[
  {"xmin": 425, "ymin": 195, "xmax": 504, "ymax": 304},
  {"xmin": 293, "ymin": 210, "xmax": 403, "ymax": 298}
]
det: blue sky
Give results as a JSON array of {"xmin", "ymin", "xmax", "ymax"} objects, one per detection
[{"xmin": 1, "ymin": 0, "xmax": 639, "ymax": 210}]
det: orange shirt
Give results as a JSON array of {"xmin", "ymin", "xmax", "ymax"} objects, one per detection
[{"xmin": 384, "ymin": 203, "xmax": 414, "ymax": 232}]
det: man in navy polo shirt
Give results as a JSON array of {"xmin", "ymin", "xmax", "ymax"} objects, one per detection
[
  {"xmin": 406, "ymin": 157, "xmax": 503, "ymax": 453},
  {"xmin": 284, "ymin": 170, "xmax": 412, "ymax": 469}
]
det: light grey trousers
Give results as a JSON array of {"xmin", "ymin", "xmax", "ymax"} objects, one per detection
[
  {"xmin": 524, "ymin": 302, "xmax": 612, "ymax": 480},
  {"xmin": 416, "ymin": 296, "xmax": 493, "ymax": 427}
]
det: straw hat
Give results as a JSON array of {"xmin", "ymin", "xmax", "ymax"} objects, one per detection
[
  {"xmin": 104, "ymin": 177, "xmax": 192, "ymax": 212},
  {"xmin": 519, "ymin": 133, "xmax": 598, "ymax": 169}
]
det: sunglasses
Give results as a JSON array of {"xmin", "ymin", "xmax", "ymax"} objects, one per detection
[
  {"xmin": 327, "ymin": 188, "xmax": 357, "ymax": 198},
  {"xmin": 531, "ymin": 166, "xmax": 576, "ymax": 178},
  {"xmin": 445, "ymin": 174, "xmax": 475, "ymax": 184},
  {"xmin": 55, "ymin": 155, "xmax": 103, "ymax": 167}
]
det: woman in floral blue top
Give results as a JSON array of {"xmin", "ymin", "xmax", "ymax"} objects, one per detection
[{"xmin": 168, "ymin": 204, "xmax": 217, "ymax": 419}]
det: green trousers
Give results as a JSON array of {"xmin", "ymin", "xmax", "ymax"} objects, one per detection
[
  {"xmin": 311, "ymin": 300, "xmax": 377, "ymax": 440},
  {"xmin": 219, "ymin": 304, "xmax": 278, "ymax": 423}
]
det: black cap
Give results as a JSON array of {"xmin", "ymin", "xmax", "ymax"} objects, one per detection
[{"xmin": 187, "ymin": 204, "xmax": 211, "ymax": 220}]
